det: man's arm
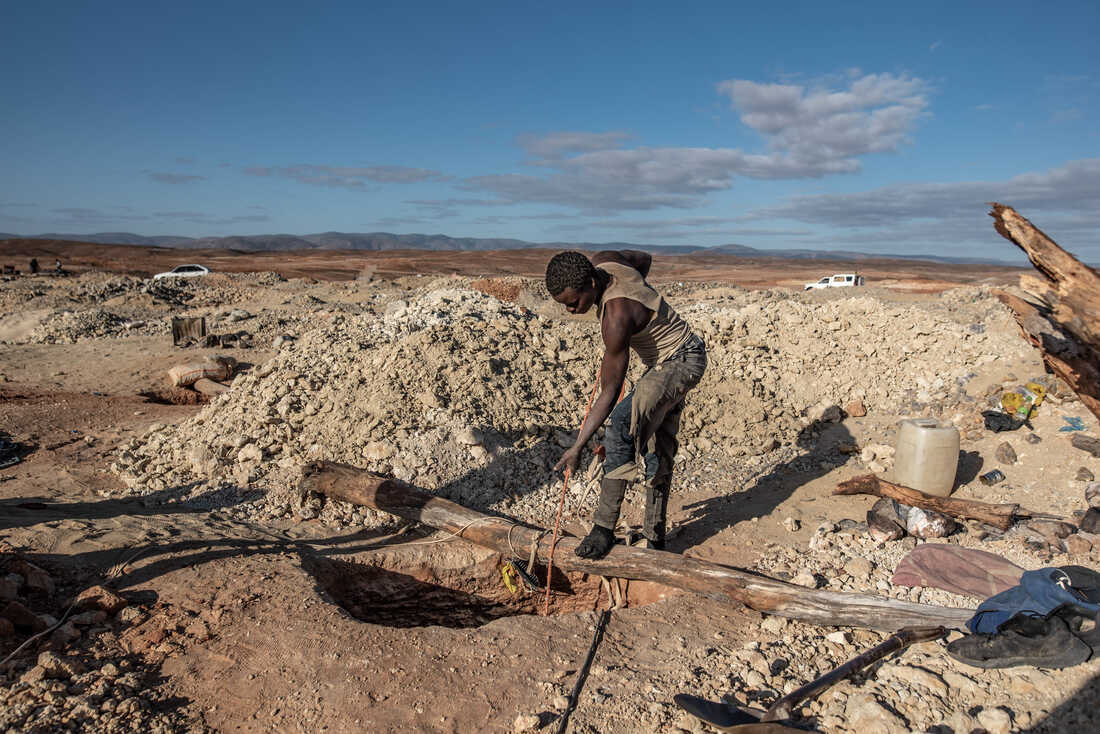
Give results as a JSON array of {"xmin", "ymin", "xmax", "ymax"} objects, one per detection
[
  {"xmin": 554, "ymin": 299, "xmax": 642, "ymax": 473},
  {"xmin": 592, "ymin": 249, "xmax": 653, "ymax": 278}
]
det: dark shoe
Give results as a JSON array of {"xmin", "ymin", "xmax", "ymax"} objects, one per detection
[
  {"xmin": 1060, "ymin": 605, "xmax": 1100, "ymax": 655},
  {"xmin": 574, "ymin": 525, "xmax": 615, "ymax": 560},
  {"xmin": 947, "ymin": 613, "xmax": 1092, "ymax": 669}
]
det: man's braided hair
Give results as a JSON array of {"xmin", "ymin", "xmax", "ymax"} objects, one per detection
[{"xmin": 545, "ymin": 251, "xmax": 595, "ymax": 296}]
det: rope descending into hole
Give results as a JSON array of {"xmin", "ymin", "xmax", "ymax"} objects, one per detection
[{"xmin": 543, "ymin": 373, "xmax": 602, "ymax": 616}]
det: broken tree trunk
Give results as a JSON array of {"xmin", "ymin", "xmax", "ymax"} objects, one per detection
[
  {"xmin": 990, "ymin": 204, "xmax": 1100, "ymax": 421},
  {"xmin": 300, "ymin": 461, "xmax": 974, "ymax": 632},
  {"xmin": 834, "ymin": 474, "xmax": 1021, "ymax": 530}
]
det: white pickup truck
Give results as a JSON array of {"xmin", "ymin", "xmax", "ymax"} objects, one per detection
[{"xmin": 804, "ymin": 273, "xmax": 865, "ymax": 290}]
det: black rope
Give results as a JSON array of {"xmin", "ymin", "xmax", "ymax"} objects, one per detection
[{"xmin": 555, "ymin": 610, "xmax": 612, "ymax": 734}]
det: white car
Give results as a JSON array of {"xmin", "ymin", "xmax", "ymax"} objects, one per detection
[
  {"xmin": 804, "ymin": 273, "xmax": 865, "ymax": 290},
  {"xmin": 153, "ymin": 264, "xmax": 210, "ymax": 281}
]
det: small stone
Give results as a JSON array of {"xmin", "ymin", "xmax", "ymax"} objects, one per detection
[
  {"xmin": 1085, "ymin": 481, "xmax": 1100, "ymax": 508},
  {"xmin": 825, "ymin": 630, "xmax": 851, "ymax": 645},
  {"xmin": 100, "ymin": 662, "xmax": 120, "ymax": 678},
  {"xmin": 868, "ymin": 498, "xmax": 906, "ymax": 542},
  {"xmin": 744, "ymin": 670, "xmax": 766, "ymax": 688},
  {"xmin": 21, "ymin": 665, "xmax": 48, "ymax": 684},
  {"xmin": 1025, "ymin": 432, "xmax": 1042, "ymax": 444},
  {"xmin": 760, "ymin": 615, "xmax": 788, "ymax": 634},
  {"xmin": 9, "ymin": 559, "xmax": 55, "ymax": 595},
  {"xmin": 1065, "ymin": 534, "xmax": 1093, "ymax": 555},
  {"xmin": 551, "ymin": 695, "xmax": 569, "ymax": 711},
  {"xmin": 117, "ymin": 606, "xmax": 145, "ymax": 624},
  {"xmin": 2, "ymin": 600, "xmax": 47, "ymax": 631},
  {"xmin": 844, "ymin": 557, "xmax": 873, "ymax": 580},
  {"xmin": 49, "ymin": 621, "xmax": 81, "ymax": 646},
  {"xmin": 976, "ymin": 707, "xmax": 1012, "ymax": 734},
  {"xmin": 0, "ymin": 573, "xmax": 21, "ymax": 600},
  {"xmin": 845, "ymin": 399, "xmax": 867, "ymax": 417},
  {"xmin": 942, "ymin": 670, "xmax": 978, "ymax": 693},
  {"xmin": 782, "ymin": 517, "xmax": 800, "ymax": 532},
  {"xmin": 74, "ymin": 585, "xmax": 128, "ymax": 615},
  {"xmin": 36, "ymin": 651, "xmax": 85, "ymax": 678},
  {"xmin": 805, "ymin": 400, "xmax": 843, "ymax": 424},
  {"xmin": 455, "ymin": 426, "xmax": 482, "ymax": 446},
  {"xmin": 513, "ymin": 713, "xmax": 540, "ymax": 732},
  {"xmin": 1070, "ymin": 433, "xmax": 1100, "ymax": 457},
  {"xmin": 1028, "ymin": 519, "xmax": 1076, "ymax": 540},
  {"xmin": 878, "ymin": 663, "xmax": 948, "ymax": 695},
  {"xmin": 792, "ymin": 570, "xmax": 818, "ymax": 588},
  {"xmin": 845, "ymin": 693, "xmax": 908, "ymax": 733},
  {"xmin": 1080, "ymin": 507, "xmax": 1100, "ymax": 534},
  {"xmin": 70, "ymin": 610, "xmax": 108, "ymax": 626},
  {"xmin": 995, "ymin": 441, "xmax": 1017, "ymax": 465},
  {"xmin": 906, "ymin": 507, "xmax": 958, "ymax": 538}
]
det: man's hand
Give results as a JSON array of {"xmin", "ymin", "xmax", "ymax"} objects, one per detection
[{"xmin": 554, "ymin": 446, "xmax": 582, "ymax": 475}]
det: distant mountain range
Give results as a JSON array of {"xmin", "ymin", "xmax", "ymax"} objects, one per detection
[{"xmin": 0, "ymin": 230, "xmax": 1020, "ymax": 266}]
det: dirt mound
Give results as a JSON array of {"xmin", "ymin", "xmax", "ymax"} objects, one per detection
[{"xmin": 110, "ymin": 283, "xmax": 1030, "ymax": 534}]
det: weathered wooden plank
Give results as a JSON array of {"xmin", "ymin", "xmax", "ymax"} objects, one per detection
[
  {"xmin": 300, "ymin": 461, "xmax": 975, "ymax": 631},
  {"xmin": 833, "ymin": 474, "xmax": 1020, "ymax": 530}
]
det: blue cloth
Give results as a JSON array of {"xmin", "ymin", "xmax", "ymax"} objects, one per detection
[{"xmin": 967, "ymin": 568, "xmax": 1100, "ymax": 634}]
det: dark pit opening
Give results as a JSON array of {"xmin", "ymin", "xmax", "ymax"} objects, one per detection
[{"xmin": 305, "ymin": 554, "xmax": 606, "ymax": 629}]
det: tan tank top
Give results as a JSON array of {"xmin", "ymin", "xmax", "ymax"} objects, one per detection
[{"xmin": 595, "ymin": 261, "xmax": 694, "ymax": 367}]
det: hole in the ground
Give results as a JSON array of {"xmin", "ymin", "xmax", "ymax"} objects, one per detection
[
  {"xmin": 304, "ymin": 546, "xmax": 672, "ymax": 629},
  {"xmin": 139, "ymin": 388, "xmax": 207, "ymax": 405}
]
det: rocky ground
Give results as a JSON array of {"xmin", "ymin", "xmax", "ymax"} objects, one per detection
[{"xmin": 1, "ymin": 257, "xmax": 1098, "ymax": 733}]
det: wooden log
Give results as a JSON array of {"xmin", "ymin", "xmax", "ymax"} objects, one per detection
[
  {"xmin": 990, "ymin": 203, "xmax": 1100, "ymax": 421},
  {"xmin": 192, "ymin": 378, "xmax": 229, "ymax": 396},
  {"xmin": 300, "ymin": 461, "xmax": 975, "ymax": 631},
  {"xmin": 834, "ymin": 474, "xmax": 1019, "ymax": 530}
]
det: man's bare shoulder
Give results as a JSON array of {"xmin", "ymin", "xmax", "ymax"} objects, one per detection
[{"xmin": 601, "ymin": 294, "xmax": 651, "ymax": 335}]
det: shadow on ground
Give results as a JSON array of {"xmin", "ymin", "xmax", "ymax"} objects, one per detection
[{"xmin": 673, "ymin": 420, "xmax": 855, "ymax": 552}]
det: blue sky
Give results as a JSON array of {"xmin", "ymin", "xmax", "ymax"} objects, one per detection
[{"xmin": 1, "ymin": 1, "xmax": 1098, "ymax": 261}]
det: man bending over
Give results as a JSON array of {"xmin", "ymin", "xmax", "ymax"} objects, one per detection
[{"xmin": 546, "ymin": 250, "xmax": 707, "ymax": 559}]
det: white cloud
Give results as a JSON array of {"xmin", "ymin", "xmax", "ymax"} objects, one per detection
[
  {"xmin": 740, "ymin": 158, "xmax": 1100, "ymax": 259},
  {"xmin": 461, "ymin": 72, "xmax": 931, "ymax": 213},
  {"xmin": 716, "ymin": 72, "xmax": 930, "ymax": 167},
  {"xmin": 746, "ymin": 158, "xmax": 1100, "ymax": 227}
]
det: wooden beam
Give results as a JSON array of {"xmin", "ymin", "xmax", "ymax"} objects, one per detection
[{"xmin": 300, "ymin": 461, "xmax": 975, "ymax": 632}]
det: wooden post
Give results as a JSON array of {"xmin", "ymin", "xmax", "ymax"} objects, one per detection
[{"xmin": 300, "ymin": 462, "xmax": 975, "ymax": 632}]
